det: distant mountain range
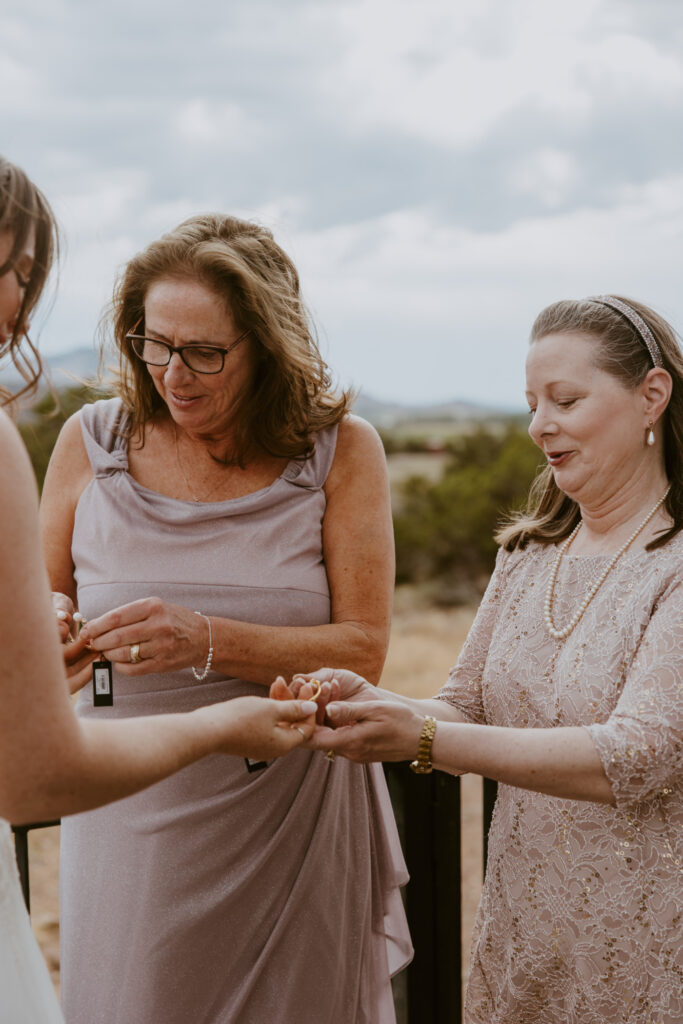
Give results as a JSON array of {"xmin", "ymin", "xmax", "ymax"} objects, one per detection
[{"xmin": 1, "ymin": 346, "xmax": 523, "ymax": 427}]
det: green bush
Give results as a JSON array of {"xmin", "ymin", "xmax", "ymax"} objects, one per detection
[{"xmin": 393, "ymin": 427, "xmax": 543, "ymax": 597}]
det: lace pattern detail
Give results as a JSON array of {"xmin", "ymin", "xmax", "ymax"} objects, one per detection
[{"xmin": 437, "ymin": 538, "xmax": 683, "ymax": 1023}]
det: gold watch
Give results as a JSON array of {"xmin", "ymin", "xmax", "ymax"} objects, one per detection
[{"xmin": 410, "ymin": 716, "xmax": 437, "ymax": 774}]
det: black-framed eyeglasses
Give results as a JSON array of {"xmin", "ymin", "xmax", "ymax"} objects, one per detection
[{"xmin": 126, "ymin": 327, "xmax": 249, "ymax": 375}]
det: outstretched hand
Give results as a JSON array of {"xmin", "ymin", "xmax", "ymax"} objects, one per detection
[
  {"xmin": 208, "ymin": 696, "xmax": 318, "ymax": 760},
  {"xmin": 307, "ymin": 699, "xmax": 425, "ymax": 764}
]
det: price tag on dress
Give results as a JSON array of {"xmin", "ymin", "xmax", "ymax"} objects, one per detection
[{"xmin": 92, "ymin": 656, "xmax": 114, "ymax": 707}]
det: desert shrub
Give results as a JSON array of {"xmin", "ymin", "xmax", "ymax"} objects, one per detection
[{"xmin": 393, "ymin": 427, "xmax": 542, "ymax": 598}]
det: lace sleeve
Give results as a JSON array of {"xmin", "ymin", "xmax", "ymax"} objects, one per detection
[
  {"xmin": 434, "ymin": 546, "xmax": 512, "ymax": 723},
  {"xmin": 584, "ymin": 577, "xmax": 683, "ymax": 811}
]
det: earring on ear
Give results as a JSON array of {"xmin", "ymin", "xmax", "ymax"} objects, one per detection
[{"xmin": 646, "ymin": 420, "xmax": 656, "ymax": 447}]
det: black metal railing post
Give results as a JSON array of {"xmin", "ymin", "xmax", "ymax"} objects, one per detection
[
  {"xmin": 384, "ymin": 764, "xmax": 462, "ymax": 1023},
  {"xmin": 11, "ymin": 820, "xmax": 60, "ymax": 913}
]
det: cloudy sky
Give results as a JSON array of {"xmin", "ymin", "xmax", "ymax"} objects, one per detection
[{"xmin": 5, "ymin": 0, "xmax": 683, "ymax": 406}]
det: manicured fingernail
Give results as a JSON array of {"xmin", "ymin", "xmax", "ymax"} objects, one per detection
[
  {"xmin": 56, "ymin": 610, "xmax": 68, "ymax": 620},
  {"xmin": 300, "ymin": 701, "xmax": 317, "ymax": 714},
  {"xmin": 327, "ymin": 704, "xmax": 340, "ymax": 719}
]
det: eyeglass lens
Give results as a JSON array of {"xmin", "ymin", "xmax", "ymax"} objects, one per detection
[{"xmin": 130, "ymin": 336, "xmax": 225, "ymax": 373}]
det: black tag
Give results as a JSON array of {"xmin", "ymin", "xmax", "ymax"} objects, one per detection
[
  {"xmin": 92, "ymin": 657, "xmax": 114, "ymax": 707},
  {"xmin": 245, "ymin": 758, "xmax": 269, "ymax": 773}
]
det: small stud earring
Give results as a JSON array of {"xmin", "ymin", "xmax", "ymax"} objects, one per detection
[{"xmin": 646, "ymin": 421, "xmax": 656, "ymax": 447}]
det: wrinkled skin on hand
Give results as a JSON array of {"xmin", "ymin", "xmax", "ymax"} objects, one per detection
[{"xmin": 79, "ymin": 597, "xmax": 208, "ymax": 675}]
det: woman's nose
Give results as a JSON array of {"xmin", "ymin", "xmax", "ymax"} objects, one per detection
[
  {"xmin": 163, "ymin": 350, "xmax": 194, "ymax": 383},
  {"xmin": 528, "ymin": 406, "xmax": 557, "ymax": 445}
]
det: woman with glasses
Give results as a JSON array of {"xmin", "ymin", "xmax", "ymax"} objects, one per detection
[
  {"xmin": 0, "ymin": 162, "xmax": 320, "ymax": 1021},
  {"xmin": 41, "ymin": 214, "xmax": 411, "ymax": 1023}
]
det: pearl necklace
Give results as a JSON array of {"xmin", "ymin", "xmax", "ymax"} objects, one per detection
[{"xmin": 544, "ymin": 488, "xmax": 670, "ymax": 641}]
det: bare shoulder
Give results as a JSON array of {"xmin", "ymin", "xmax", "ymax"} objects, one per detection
[
  {"xmin": 0, "ymin": 409, "xmax": 39, "ymax": 506},
  {"xmin": 326, "ymin": 414, "xmax": 387, "ymax": 494},
  {"xmin": 0, "ymin": 410, "xmax": 40, "ymax": 555},
  {"xmin": 43, "ymin": 408, "xmax": 93, "ymax": 500}
]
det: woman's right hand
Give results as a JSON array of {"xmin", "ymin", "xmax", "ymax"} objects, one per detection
[{"xmin": 204, "ymin": 696, "xmax": 318, "ymax": 760}]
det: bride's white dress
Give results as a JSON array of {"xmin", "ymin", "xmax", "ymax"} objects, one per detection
[{"xmin": 0, "ymin": 819, "xmax": 63, "ymax": 1023}]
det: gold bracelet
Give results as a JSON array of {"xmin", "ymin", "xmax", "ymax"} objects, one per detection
[{"xmin": 410, "ymin": 715, "xmax": 437, "ymax": 774}]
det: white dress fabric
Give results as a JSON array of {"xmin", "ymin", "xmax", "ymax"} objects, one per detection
[
  {"xmin": 437, "ymin": 537, "xmax": 683, "ymax": 1024},
  {"xmin": 0, "ymin": 819, "xmax": 63, "ymax": 1023}
]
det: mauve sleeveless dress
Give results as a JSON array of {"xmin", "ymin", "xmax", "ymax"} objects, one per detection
[{"xmin": 60, "ymin": 398, "xmax": 412, "ymax": 1024}]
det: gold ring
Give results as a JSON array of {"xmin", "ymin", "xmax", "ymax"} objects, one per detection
[
  {"xmin": 325, "ymin": 750, "xmax": 336, "ymax": 761},
  {"xmin": 307, "ymin": 678, "xmax": 322, "ymax": 701},
  {"xmin": 130, "ymin": 643, "xmax": 142, "ymax": 664},
  {"xmin": 294, "ymin": 726, "xmax": 307, "ymax": 739}
]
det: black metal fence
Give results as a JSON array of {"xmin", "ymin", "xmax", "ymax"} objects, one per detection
[{"xmin": 13, "ymin": 772, "xmax": 498, "ymax": 1023}]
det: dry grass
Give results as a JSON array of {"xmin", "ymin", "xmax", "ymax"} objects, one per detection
[{"xmin": 27, "ymin": 590, "xmax": 480, "ymax": 999}]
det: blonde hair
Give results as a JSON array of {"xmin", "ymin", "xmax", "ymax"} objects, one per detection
[
  {"xmin": 0, "ymin": 156, "xmax": 58, "ymax": 405},
  {"xmin": 497, "ymin": 296, "xmax": 683, "ymax": 552},
  {"xmin": 105, "ymin": 214, "xmax": 352, "ymax": 462}
]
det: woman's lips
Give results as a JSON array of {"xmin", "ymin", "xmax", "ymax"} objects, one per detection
[
  {"xmin": 547, "ymin": 450, "xmax": 573, "ymax": 467},
  {"xmin": 167, "ymin": 391, "xmax": 201, "ymax": 409}
]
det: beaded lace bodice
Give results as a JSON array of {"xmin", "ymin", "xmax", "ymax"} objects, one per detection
[{"xmin": 437, "ymin": 537, "xmax": 683, "ymax": 1024}]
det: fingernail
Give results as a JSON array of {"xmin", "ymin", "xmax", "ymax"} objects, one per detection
[
  {"xmin": 300, "ymin": 701, "xmax": 317, "ymax": 714},
  {"xmin": 56, "ymin": 610, "xmax": 68, "ymax": 620},
  {"xmin": 327, "ymin": 704, "xmax": 340, "ymax": 719}
]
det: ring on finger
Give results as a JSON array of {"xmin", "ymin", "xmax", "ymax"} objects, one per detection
[
  {"xmin": 294, "ymin": 726, "xmax": 307, "ymax": 739},
  {"xmin": 130, "ymin": 643, "xmax": 142, "ymax": 664},
  {"xmin": 325, "ymin": 750, "xmax": 336, "ymax": 761}
]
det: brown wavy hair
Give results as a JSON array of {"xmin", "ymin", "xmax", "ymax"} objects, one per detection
[
  {"xmin": 105, "ymin": 213, "xmax": 353, "ymax": 462},
  {"xmin": 0, "ymin": 156, "xmax": 58, "ymax": 406},
  {"xmin": 497, "ymin": 296, "xmax": 683, "ymax": 552}
]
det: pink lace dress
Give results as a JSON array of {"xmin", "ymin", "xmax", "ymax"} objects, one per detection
[{"xmin": 437, "ymin": 537, "xmax": 683, "ymax": 1024}]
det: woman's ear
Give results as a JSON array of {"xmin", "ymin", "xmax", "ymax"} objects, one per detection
[{"xmin": 640, "ymin": 367, "xmax": 672, "ymax": 424}]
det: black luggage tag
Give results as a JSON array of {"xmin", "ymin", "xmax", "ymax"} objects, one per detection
[
  {"xmin": 92, "ymin": 655, "xmax": 114, "ymax": 707},
  {"xmin": 245, "ymin": 758, "xmax": 269, "ymax": 773}
]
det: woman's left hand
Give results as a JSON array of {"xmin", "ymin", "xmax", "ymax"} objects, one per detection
[
  {"xmin": 306, "ymin": 699, "xmax": 426, "ymax": 763},
  {"xmin": 79, "ymin": 598, "xmax": 209, "ymax": 675}
]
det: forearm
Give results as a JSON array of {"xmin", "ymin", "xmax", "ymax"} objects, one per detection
[
  {"xmin": 373, "ymin": 688, "xmax": 467, "ymax": 722},
  {"xmin": 432, "ymin": 722, "xmax": 615, "ymax": 804},
  {"xmin": 7, "ymin": 710, "xmax": 217, "ymax": 824},
  {"xmin": 210, "ymin": 618, "xmax": 388, "ymax": 686}
]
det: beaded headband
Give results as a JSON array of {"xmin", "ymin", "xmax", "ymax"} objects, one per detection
[{"xmin": 592, "ymin": 295, "xmax": 664, "ymax": 368}]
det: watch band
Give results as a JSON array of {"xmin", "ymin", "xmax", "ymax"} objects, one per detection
[{"xmin": 410, "ymin": 715, "xmax": 437, "ymax": 774}]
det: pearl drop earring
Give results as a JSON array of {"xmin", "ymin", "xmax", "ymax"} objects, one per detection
[{"xmin": 646, "ymin": 421, "xmax": 656, "ymax": 447}]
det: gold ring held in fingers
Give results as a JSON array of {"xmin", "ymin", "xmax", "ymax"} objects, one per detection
[
  {"xmin": 307, "ymin": 678, "xmax": 322, "ymax": 701},
  {"xmin": 130, "ymin": 643, "xmax": 142, "ymax": 664}
]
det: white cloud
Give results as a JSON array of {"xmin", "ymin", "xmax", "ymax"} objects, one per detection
[
  {"xmin": 6, "ymin": 0, "xmax": 683, "ymax": 409},
  {"xmin": 173, "ymin": 99, "xmax": 261, "ymax": 149},
  {"xmin": 509, "ymin": 149, "xmax": 581, "ymax": 208},
  {"xmin": 287, "ymin": 174, "xmax": 683, "ymax": 404}
]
